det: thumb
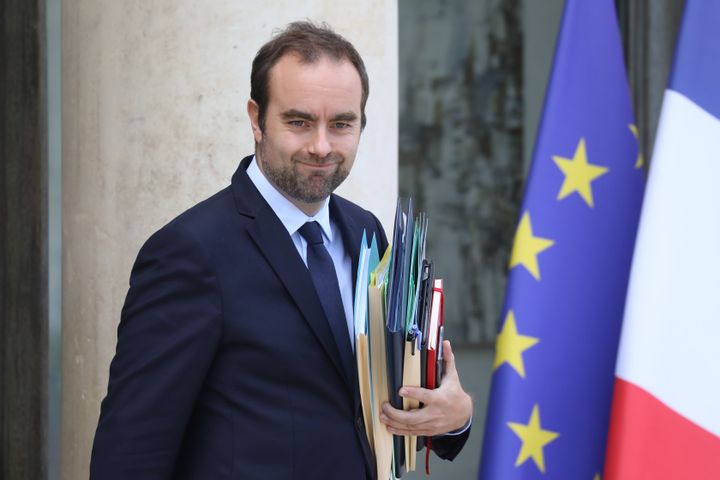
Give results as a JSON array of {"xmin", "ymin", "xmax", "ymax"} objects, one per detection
[{"xmin": 441, "ymin": 340, "xmax": 459, "ymax": 381}]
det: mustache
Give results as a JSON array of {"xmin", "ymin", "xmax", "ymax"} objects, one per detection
[{"xmin": 292, "ymin": 152, "xmax": 344, "ymax": 165}]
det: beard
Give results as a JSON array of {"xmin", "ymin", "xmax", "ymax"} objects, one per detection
[{"xmin": 257, "ymin": 141, "xmax": 351, "ymax": 205}]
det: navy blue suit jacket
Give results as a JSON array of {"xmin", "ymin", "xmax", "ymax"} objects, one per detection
[{"xmin": 90, "ymin": 157, "xmax": 469, "ymax": 479}]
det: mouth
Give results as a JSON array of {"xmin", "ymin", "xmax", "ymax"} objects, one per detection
[{"xmin": 295, "ymin": 159, "xmax": 341, "ymax": 170}]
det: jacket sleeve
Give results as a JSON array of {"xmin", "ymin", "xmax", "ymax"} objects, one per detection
[
  {"xmin": 90, "ymin": 223, "xmax": 223, "ymax": 479},
  {"xmin": 431, "ymin": 426, "xmax": 471, "ymax": 461}
]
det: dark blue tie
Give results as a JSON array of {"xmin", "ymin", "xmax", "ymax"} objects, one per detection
[{"xmin": 299, "ymin": 221, "xmax": 354, "ymax": 382}]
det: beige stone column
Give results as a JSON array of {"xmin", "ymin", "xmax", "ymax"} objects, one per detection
[{"xmin": 61, "ymin": 2, "xmax": 398, "ymax": 478}]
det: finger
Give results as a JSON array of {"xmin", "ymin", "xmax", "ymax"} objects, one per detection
[
  {"xmin": 443, "ymin": 340, "xmax": 456, "ymax": 371},
  {"xmin": 399, "ymin": 386, "xmax": 433, "ymax": 404},
  {"xmin": 380, "ymin": 412, "xmax": 419, "ymax": 430},
  {"xmin": 381, "ymin": 402, "xmax": 432, "ymax": 426},
  {"xmin": 384, "ymin": 424, "xmax": 434, "ymax": 436},
  {"xmin": 381, "ymin": 410, "xmax": 448, "ymax": 437},
  {"xmin": 381, "ymin": 402, "xmax": 417, "ymax": 422},
  {"xmin": 441, "ymin": 340, "xmax": 459, "ymax": 382},
  {"xmin": 380, "ymin": 409, "xmax": 433, "ymax": 432}
]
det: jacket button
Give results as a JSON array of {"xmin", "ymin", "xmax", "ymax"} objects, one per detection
[{"xmin": 356, "ymin": 416, "xmax": 364, "ymax": 430}]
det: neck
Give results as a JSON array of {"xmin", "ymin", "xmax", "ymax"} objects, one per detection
[{"xmin": 292, "ymin": 198, "xmax": 324, "ymax": 217}]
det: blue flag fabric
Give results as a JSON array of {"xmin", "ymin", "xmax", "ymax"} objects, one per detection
[{"xmin": 478, "ymin": 1, "xmax": 645, "ymax": 478}]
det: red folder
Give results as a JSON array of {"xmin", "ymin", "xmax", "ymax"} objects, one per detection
[
  {"xmin": 425, "ymin": 279, "xmax": 444, "ymax": 474},
  {"xmin": 425, "ymin": 279, "xmax": 444, "ymax": 390}
]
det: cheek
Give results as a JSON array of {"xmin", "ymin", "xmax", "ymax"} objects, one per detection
[
  {"xmin": 274, "ymin": 131, "xmax": 306, "ymax": 155},
  {"xmin": 263, "ymin": 132, "xmax": 297, "ymax": 161},
  {"xmin": 341, "ymin": 141, "xmax": 360, "ymax": 165},
  {"xmin": 335, "ymin": 134, "xmax": 361, "ymax": 157}
]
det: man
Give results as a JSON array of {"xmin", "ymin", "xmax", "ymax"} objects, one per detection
[{"xmin": 90, "ymin": 22, "xmax": 472, "ymax": 479}]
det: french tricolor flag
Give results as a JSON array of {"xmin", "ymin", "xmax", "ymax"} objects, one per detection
[{"xmin": 604, "ymin": 2, "xmax": 720, "ymax": 478}]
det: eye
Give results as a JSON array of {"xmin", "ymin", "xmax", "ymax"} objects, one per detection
[
  {"xmin": 333, "ymin": 122, "xmax": 351, "ymax": 129},
  {"xmin": 288, "ymin": 120, "xmax": 306, "ymax": 128}
]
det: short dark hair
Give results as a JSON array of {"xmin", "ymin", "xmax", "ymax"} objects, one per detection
[{"xmin": 250, "ymin": 21, "xmax": 369, "ymax": 131}]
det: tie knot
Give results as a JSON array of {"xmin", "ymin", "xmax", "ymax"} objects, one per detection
[{"xmin": 299, "ymin": 221, "xmax": 325, "ymax": 246}]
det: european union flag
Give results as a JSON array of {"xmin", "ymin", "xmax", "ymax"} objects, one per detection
[{"xmin": 478, "ymin": 1, "xmax": 645, "ymax": 478}]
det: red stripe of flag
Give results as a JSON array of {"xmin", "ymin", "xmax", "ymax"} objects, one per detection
[{"xmin": 605, "ymin": 378, "xmax": 720, "ymax": 479}]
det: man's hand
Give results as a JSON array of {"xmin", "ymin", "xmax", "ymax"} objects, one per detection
[{"xmin": 380, "ymin": 340, "xmax": 472, "ymax": 436}]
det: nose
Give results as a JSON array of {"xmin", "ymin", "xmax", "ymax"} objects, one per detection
[{"xmin": 307, "ymin": 127, "xmax": 332, "ymax": 158}]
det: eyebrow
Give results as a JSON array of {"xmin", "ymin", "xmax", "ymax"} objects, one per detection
[
  {"xmin": 330, "ymin": 111, "xmax": 359, "ymax": 123},
  {"xmin": 280, "ymin": 109, "xmax": 358, "ymax": 123},
  {"xmin": 281, "ymin": 109, "xmax": 316, "ymax": 121}
]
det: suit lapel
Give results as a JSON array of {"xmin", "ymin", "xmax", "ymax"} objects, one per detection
[
  {"xmin": 232, "ymin": 157, "xmax": 353, "ymax": 390},
  {"xmin": 330, "ymin": 196, "xmax": 379, "ymax": 477},
  {"xmin": 330, "ymin": 196, "xmax": 362, "ymax": 296},
  {"xmin": 329, "ymin": 197, "xmax": 365, "ymax": 401}
]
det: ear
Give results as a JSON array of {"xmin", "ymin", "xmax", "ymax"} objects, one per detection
[{"xmin": 247, "ymin": 99, "xmax": 263, "ymax": 144}]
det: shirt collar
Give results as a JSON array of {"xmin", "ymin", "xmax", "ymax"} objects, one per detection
[{"xmin": 246, "ymin": 156, "xmax": 333, "ymax": 241}]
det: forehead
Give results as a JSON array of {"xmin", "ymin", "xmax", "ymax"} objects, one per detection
[{"xmin": 266, "ymin": 53, "xmax": 363, "ymax": 112}]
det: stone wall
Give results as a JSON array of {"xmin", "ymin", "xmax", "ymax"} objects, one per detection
[{"xmin": 60, "ymin": 2, "xmax": 398, "ymax": 478}]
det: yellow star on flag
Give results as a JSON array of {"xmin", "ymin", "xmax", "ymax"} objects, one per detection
[
  {"xmin": 629, "ymin": 124, "xmax": 644, "ymax": 169},
  {"xmin": 509, "ymin": 212, "xmax": 555, "ymax": 281},
  {"xmin": 507, "ymin": 404, "xmax": 560, "ymax": 473},
  {"xmin": 553, "ymin": 138, "xmax": 608, "ymax": 207},
  {"xmin": 594, "ymin": 474, "xmax": 602, "ymax": 480},
  {"xmin": 493, "ymin": 310, "xmax": 539, "ymax": 378}
]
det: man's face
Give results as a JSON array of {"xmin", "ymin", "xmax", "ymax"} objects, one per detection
[{"xmin": 248, "ymin": 54, "xmax": 363, "ymax": 214}]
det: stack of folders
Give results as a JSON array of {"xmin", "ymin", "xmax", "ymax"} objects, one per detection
[{"xmin": 353, "ymin": 198, "xmax": 446, "ymax": 480}]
